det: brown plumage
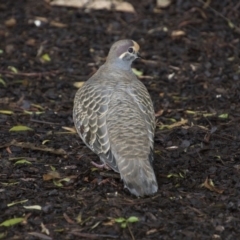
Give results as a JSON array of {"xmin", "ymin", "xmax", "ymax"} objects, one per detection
[{"xmin": 73, "ymin": 39, "xmax": 158, "ymax": 196}]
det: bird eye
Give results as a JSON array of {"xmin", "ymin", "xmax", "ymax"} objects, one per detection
[{"xmin": 128, "ymin": 47, "xmax": 134, "ymax": 53}]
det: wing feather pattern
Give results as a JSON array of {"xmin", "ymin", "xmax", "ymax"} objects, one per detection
[
  {"xmin": 73, "ymin": 83, "xmax": 118, "ymax": 171},
  {"xmin": 73, "ymin": 69, "xmax": 158, "ymax": 196}
]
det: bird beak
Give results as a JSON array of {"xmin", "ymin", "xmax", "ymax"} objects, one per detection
[{"xmin": 137, "ymin": 52, "xmax": 143, "ymax": 59}]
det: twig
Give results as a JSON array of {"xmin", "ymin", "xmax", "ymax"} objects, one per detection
[
  {"xmin": 99, "ymin": 172, "xmax": 120, "ymax": 179},
  {"xmin": 70, "ymin": 231, "xmax": 119, "ymax": 239},
  {"xmin": 28, "ymin": 232, "xmax": 52, "ymax": 240},
  {"xmin": 138, "ymin": 75, "xmax": 154, "ymax": 80},
  {"xmin": 0, "ymin": 140, "xmax": 67, "ymax": 155},
  {"xmin": 128, "ymin": 224, "xmax": 135, "ymax": 240},
  {"xmin": 198, "ymin": 0, "xmax": 240, "ymax": 33},
  {"xmin": 30, "ymin": 119, "xmax": 62, "ymax": 125},
  {"xmin": 0, "ymin": 70, "xmax": 59, "ymax": 77}
]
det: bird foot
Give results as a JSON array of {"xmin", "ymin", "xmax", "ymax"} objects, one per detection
[{"xmin": 91, "ymin": 161, "xmax": 110, "ymax": 170}]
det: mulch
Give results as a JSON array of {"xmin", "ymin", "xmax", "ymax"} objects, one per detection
[{"xmin": 0, "ymin": 0, "xmax": 240, "ymax": 239}]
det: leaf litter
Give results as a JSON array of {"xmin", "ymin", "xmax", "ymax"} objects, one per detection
[{"xmin": 0, "ymin": 0, "xmax": 240, "ymax": 239}]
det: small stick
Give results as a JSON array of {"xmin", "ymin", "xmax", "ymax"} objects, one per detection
[
  {"xmin": 99, "ymin": 172, "xmax": 120, "ymax": 179},
  {"xmin": 30, "ymin": 119, "xmax": 62, "ymax": 125},
  {"xmin": 70, "ymin": 231, "xmax": 119, "ymax": 239},
  {"xmin": 0, "ymin": 140, "xmax": 67, "ymax": 155},
  {"xmin": 0, "ymin": 70, "xmax": 59, "ymax": 77}
]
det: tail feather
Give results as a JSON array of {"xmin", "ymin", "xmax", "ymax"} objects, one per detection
[{"xmin": 117, "ymin": 156, "xmax": 158, "ymax": 196}]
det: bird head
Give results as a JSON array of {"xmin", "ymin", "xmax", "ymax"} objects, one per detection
[{"xmin": 106, "ymin": 39, "xmax": 140, "ymax": 70}]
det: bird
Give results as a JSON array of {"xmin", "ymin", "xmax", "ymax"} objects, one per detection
[{"xmin": 73, "ymin": 39, "xmax": 158, "ymax": 196}]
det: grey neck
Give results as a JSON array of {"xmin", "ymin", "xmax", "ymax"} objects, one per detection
[{"xmin": 106, "ymin": 59, "xmax": 133, "ymax": 71}]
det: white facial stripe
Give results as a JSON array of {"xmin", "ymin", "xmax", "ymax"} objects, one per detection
[{"xmin": 119, "ymin": 52, "xmax": 127, "ymax": 59}]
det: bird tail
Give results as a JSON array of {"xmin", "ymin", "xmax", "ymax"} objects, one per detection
[{"xmin": 117, "ymin": 155, "xmax": 158, "ymax": 197}]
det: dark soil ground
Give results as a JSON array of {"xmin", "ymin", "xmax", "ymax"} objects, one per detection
[{"xmin": 0, "ymin": 0, "xmax": 240, "ymax": 239}]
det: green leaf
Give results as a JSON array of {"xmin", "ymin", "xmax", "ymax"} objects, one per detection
[
  {"xmin": 14, "ymin": 159, "xmax": 32, "ymax": 165},
  {"xmin": 209, "ymin": 179, "xmax": 215, "ymax": 186},
  {"xmin": 31, "ymin": 103, "xmax": 44, "ymax": 110},
  {"xmin": 91, "ymin": 167, "xmax": 99, "ymax": 172},
  {"xmin": 169, "ymin": 118, "xmax": 177, "ymax": 123},
  {"xmin": 121, "ymin": 222, "xmax": 127, "ymax": 228},
  {"xmin": 227, "ymin": 20, "xmax": 235, "ymax": 29},
  {"xmin": 132, "ymin": 68, "xmax": 143, "ymax": 76},
  {"xmin": 0, "ymin": 218, "xmax": 24, "ymax": 227},
  {"xmin": 42, "ymin": 140, "xmax": 50, "ymax": 145},
  {"xmin": 59, "ymin": 177, "xmax": 71, "ymax": 182},
  {"xmin": 114, "ymin": 217, "xmax": 126, "ymax": 223},
  {"xmin": 8, "ymin": 66, "xmax": 18, "ymax": 73},
  {"xmin": 41, "ymin": 53, "xmax": 51, "ymax": 62},
  {"xmin": 23, "ymin": 110, "xmax": 44, "ymax": 115},
  {"xmin": 0, "ymin": 49, "xmax": 3, "ymax": 54},
  {"xmin": 203, "ymin": 113, "xmax": 215, "ymax": 117},
  {"xmin": 53, "ymin": 179, "xmax": 63, "ymax": 187},
  {"xmin": 50, "ymin": 165, "xmax": 56, "ymax": 171},
  {"xmin": 178, "ymin": 172, "xmax": 185, "ymax": 178},
  {"xmin": 0, "ymin": 110, "xmax": 13, "ymax": 115},
  {"xmin": 167, "ymin": 173, "xmax": 180, "ymax": 178},
  {"xmin": 185, "ymin": 110, "xmax": 196, "ymax": 115},
  {"xmin": 0, "ymin": 78, "xmax": 6, "ymax": 87},
  {"xmin": 218, "ymin": 113, "xmax": 228, "ymax": 119},
  {"xmin": 7, "ymin": 199, "xmax": 28, "ymax": 207},
  {"xmin": 127, "ymin": 216, "xmax": 139, "ymax": 223},
  {"xmin": 9, "ymin": 125, "xmax": 33, "ymax": 132}
]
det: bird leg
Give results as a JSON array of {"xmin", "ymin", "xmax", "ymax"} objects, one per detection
[{"xmin": 91, "ymin": 161, "xmax": 111, "ymax": 170}]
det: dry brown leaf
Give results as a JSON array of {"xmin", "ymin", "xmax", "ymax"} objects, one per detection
[
  {"xmin": 63, "ymin": 213, "xmax": 75, "ymax": 224},
  {"xmin": 35, "ymin": 16, "xmax": 48, "ymax": 23},
  {"xmin": 83, "ymin": 177, "xmax": 89, "ymax": 182},
  {"xmin": 102, "ymin": 219, "xmax": 115, "ymax": 226},
  {"xmin": 171, "ymin": 30, "xmax": 186, "ymax": 38},
  {"xmin": 159, "ymin": 92, "xmax": 164, "ymax": 97},
  {"xmin": 28, "ymin": 232, "xmax": 52, "ymax": 240},
  {"xmin": 26, "ymin": 38, "xmax": 36, "ymax": 46},
  {"xmin": 155, "ymin": 109, "xmax": 164, "ymax": 117},
  {"xmin": 202, "ymin": 177, "xmax": 224, "ymax": 194},
  {"xmin": 156, "ymin": 0, "xmax": 171, "ymax": 8},
  {"xmin": 5, "ymin": 18, "xmax": 17, "ymax": 27},
  {"xmin": 41, "ymin": 222, "xmax": 50, "ymax": 235},
  {"xmin": 73, "ymin": 81, "xmax": 85, "ymax": 88},
  {"xmin": 146, "ymin": 228, "xmax": 158, "ymax": 235},
  {"xmin": 50, "ymin": 21, "xmax": 67, "ymax": 28},
  {"xmin": 43, "ymin": 171, "xmax": 61, "ymax": 181},
  {"xmin": 62, "ymin": 126, "xmax": 77, "ymax": 133},
  {"xmin": 6, "ymin": 146, "xmax": 12, "ymax": 154},
  {"xmin": 168, "ymin": 119, "xmax": 188, "ymax": 128},
  {"xmin": 50, "ymin": 0, "xmax": 135, "ymax": 13},
  {"xmin": 203, "ymin": 132, "xmax": 211, "ymax": 143}
]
